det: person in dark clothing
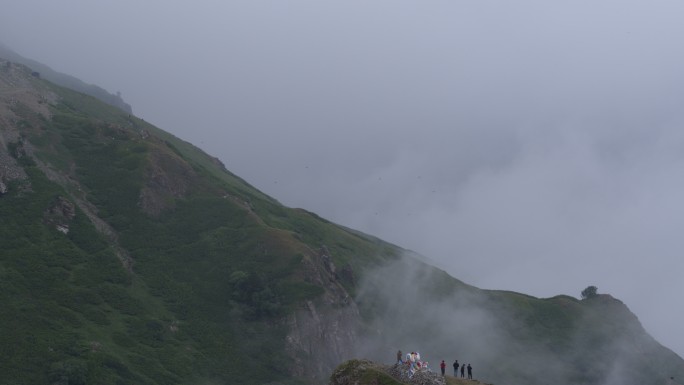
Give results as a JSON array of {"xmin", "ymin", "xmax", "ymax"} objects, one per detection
[
  {"xmin": 397, "ymin": 350, "xmax": 403, "ymax": 364},
  {"xmin": 440, "ymin": 360, "xmax": 446, "ymax": 376},
  {"xmin": 453, "ymin": 360, "xmax": 459, "ymax": 376},
  {"xmin": 461, "ymin": 363, "xmax": 465, "ymax": 378},
  {"xmin": 467, "ymin": 363, "xmax": 473, "ymax": 379}
]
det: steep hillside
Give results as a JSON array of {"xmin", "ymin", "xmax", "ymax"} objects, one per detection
[
  {"xmin": 1, "ymin": 58, "xmax": 683, "ymax": 385},
  {"xmin": 0, "ymin": 59, "xmax": 397, "ymax": 384}
]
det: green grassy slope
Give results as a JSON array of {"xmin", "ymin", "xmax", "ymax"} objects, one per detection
[{"xmin": 0, "ymin": 63, "xmax": 402, "ymax": 384}]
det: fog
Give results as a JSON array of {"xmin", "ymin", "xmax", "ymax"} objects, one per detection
[
  {"xmin": 354, "ymin": 254, "xmax": 676, "ymax": 385},
  {"xmin": 2, "ymin": 0, "xmax": 684, "ymax": 359}
]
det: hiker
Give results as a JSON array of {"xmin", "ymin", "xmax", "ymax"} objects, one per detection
[
  {"xmin": 461, "ymin": 362, "xmax": 465, "ymax": 378},
  {"xmin": 440, "ymin": 360, "xmax": 446, "ymax": 376},
  {"xmin": 453, "ymin": 360, "xmax": 459, "ymax": 376},
  {"xmin": 467, "ymin": 363, "xmax": 473, "ymax": 379},
  {"xmin": 397, "ymin": 350, "xmax": 403, "ymax": 364}
]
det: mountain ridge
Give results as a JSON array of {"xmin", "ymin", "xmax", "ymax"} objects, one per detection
[
  {"xmin": 0, "ymin": 42, "xmax": 132, "ymax": 114},
  {"xmin": 1, "ymin": 56, "xmax": 683, "ymax": 385}
]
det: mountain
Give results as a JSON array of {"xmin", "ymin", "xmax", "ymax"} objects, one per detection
[
  {"xmin": 1, "ymin": 57, "xmax": 683, "ymax": 385},
  {"xmin": 0, "ymin": 43, "xmax": 132, "ymax": 114}
]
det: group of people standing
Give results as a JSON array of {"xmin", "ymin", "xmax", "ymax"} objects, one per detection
[
  {"xmin": 397, "ymin": 350, "xmax": 473, "ymax": 380},
  {"xmin": 440, "ymin": 359, "xmax": 472, "ymax": 379}
]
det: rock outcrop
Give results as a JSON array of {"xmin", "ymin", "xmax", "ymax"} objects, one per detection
[
  {"xmin": 329, "ymin": 360, "xmax": 495, "ymax": 385},
  {"xmin": 43, "ymin": 196, "xmax": 76, "ymax": 234},
  {"xmin": 385, "ymin": 363, "xmax": 447, "ymax": 385},
  {"xmin": 138, "ymin": 149, "xmax": 197, "ymax": 216},
  {"xmin": 285, "ymin": 248, "xmax": 362, "ymax": 382},
  {"xmin": 329, "ymin": 360, "xmax": 401, "ymax": 385},
  {"xmin": 329, "ymin": 360, "xmax": 450, "ymax": 385}
]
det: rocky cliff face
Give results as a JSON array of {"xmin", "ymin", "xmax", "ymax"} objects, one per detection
[
  {"xmin": 0, "ymin": 148, "xmax": 25, "ymax": 194},
  {"xmin": 138, "ymin": 149, "xmax": 197, "ymax": 216},
  {"xmin": 0, "ymin": 61, "xmax": 372, "ymax": 384},
  {"xmin": 43, "ymin": 195, "xmax": 76, "ymax": 233},
  {"xmin": 286, "ymin": 248, "xmax": 363, "ymax": 382},
  {"xmin": 0, "ymin": 60, "xmax": 46, "ymax": 194}
]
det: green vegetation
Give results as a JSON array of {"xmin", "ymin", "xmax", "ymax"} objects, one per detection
[
  {"xmin": 2, "ymin": 63, "xmax": 683, "ymax": 385},
  {"xmin": 0, "ymin": 68, "xmax": 402, "ymax": 384},
  {"xmin": 581, "ymin": 285, "xmax": 598, "ymax": 299},
  {"xmin": 0, "ymin": 168, "xmax": 166, "ymax": 384},
  {"xmin": 330, "ymin": 360, "xmax": 403, "ymax": 385}
]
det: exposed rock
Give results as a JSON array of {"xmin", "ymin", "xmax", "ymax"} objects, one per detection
[
  {"xmin": 329, "ymin": 360, "xmax": 399, "ymax": 385},
  {"xmin": 138, "ymin": 150, "xmax": 197, "ymax": 216},
  {"xmin": 320, "ymin": 249, "xmax": 337, "ymax": 277},
  {"xmin": 0, "ymin": 131, "xmax": 30, "ymax": 188},
  {"xmin": 386, "ymin": 363, "xmax": 446, "ymax": 385},
  {"xmin": 0, "ymin": 62, "xmax": 52, "ymax": 196},
  {"xmin": 89, "ymin": 341, "xmax": 102, "ymax": 353},
  {"xmin": 34, "ymin": 154, "xmax": 134, "ymax": 272},
  {"xmin": 43, "ymin": 196, "xmax": 76, "ymax": 234},
  {"xmin": 0, "ymin": 62, "xmax": 57, "ymax": 120},
  {"xmin": 329, "ymin": 360, "xmax": 448, "ymax": 385},
  {"xmin": 210, "ymin": 155, "xmax": 226, "ymax": 170},
  {"xmin": 338, "ymin": 264, "xmax": 356, "ymax": 287},
  {"xmin": 285, "ymin": 248, "xmax": 361, "ymax": 382},
  {"xmin": 11, "ymin": 142, "xmax": 28, "ymax": 160}
]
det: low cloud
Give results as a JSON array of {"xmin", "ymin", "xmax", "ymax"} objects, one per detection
[{"xmin": 353, "ymin": 254, "xmax": 683, "ymax": 385}]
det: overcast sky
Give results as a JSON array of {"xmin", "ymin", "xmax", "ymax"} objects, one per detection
[{"xmin": 3, "ymin": 0, "xmax": 684, "ymax": 358}]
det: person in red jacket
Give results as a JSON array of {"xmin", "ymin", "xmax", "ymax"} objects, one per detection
[{"xmin": 440, "ymin": 360, "xmax": 446, "ymax": 376}]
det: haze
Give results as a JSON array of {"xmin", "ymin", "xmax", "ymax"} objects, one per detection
[{"xmin": 2, "ymin": 0, "xmax": 684, "ymax": 359}]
